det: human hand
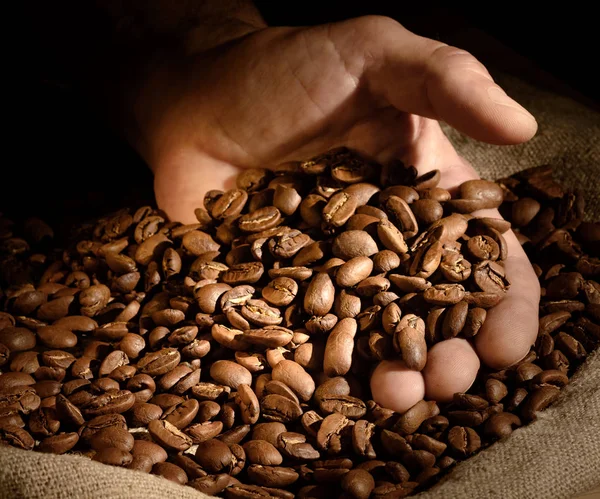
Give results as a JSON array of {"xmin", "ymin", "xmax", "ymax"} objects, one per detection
[{"xmin": 131, "ymin": 15, "xmax": 540, "ymax": 412}]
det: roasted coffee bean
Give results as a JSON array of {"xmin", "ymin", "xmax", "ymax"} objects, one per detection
[
  {"xmin": 393, "ymin": 400, "xmax": 438, "ymax": 435},
  {"xmin": 164, "ymin": 399, "xmax": 199, "ymax": 429},
  {"xmin": 304, "ymin": 273, "xmax": 335, "ymax": 316},
  {"xmin": 0, "ymin": 424, "xmax": 35, "ymax": 450},
  {"xmin": 261, "ymin": 394, "xmax": 303, "ymax": 423},
  {"xmin": 332, "ymin": 231, "xmax": 378, "ymax": 260},
  {"xmin": 137, "ymin": 348, "xmax": 180, "ymax": 376},
  {"xmin": 324, "ymin": 318, "xmax": 357, "ymax": 377},
  {"xmin": 340, "ymin": 468, "xmax": 375, "ymax": 499},
  {"xmin": 447, "ymin": 426, "xmax": 481, "ymax": 456},
  {"xmin": 90, "ymin": 426, "xmax": 134, "ymax": 452},
  {"xmin": 0, "ymin": 327, "xmax": 36, "ymax": 352},
  {"xmin": 93, "ymin": 447, "xmax": 133, "ymax": 467},
  {"xmin": 82, "ymin": 390, "xmax": 136, "ymax": 418},
  {"xmin": 187, "ymin": 421, "xmax": 224, "ymax": 443},
  {"xmin": 262, "ymin": 278, "xmax": 298, "ymax": 307},
  {"xmin": 194, "ymin": 438, "xmax": 234, "ymax": 473},
  {"xmin": 243, "ymin": 440, "xmax": 283, "ymax": 466},
  {"xmin": 152, "ymin": 462, "xmax": 188, "ymax": 485},
  {"xmin": 246, "ymin": 464, "xmax": 299, "ymax": 488},
  {"xmin": 484, "ymin": 412, "xmax": 521, "ymax": 440},
  {"xmin": 148, "ymin": 419, "xmax": 192, "ymax": 451},
  {"xmin": 521, "ymin": 386, "xmax": 561, "ymax": 421}
]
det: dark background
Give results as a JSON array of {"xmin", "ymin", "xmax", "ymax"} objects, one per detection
[{"xmin": 5, "ymin": 4, "xmax": 596, "ymax": 236}]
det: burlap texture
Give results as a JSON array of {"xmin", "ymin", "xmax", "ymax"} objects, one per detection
[{"xmin": 1, "ymin": 74, "xmax": 599, "ymax": 499}]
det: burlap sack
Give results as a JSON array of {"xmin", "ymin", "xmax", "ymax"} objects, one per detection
[{"xmin": 1, "ymin": 74, "xmax": 599, "ymax": 499}]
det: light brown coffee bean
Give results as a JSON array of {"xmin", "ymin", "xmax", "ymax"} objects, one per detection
[
  {"xmin": 304, "ymin": 273, "xmax": 335, "ymax": 316},
  {"xmin": 210, "ymin": 360, "xmax": 252, "ymax": 390},
  {"xmin": 324, "ymin": 318, "xmax": 357, "ymax": 377},
  {"xmin": 272, "ymin": 360, "xmax": 315, "ymax": 402}
]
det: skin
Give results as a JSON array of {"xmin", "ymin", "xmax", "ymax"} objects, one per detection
[{"xmin": 126, "ymin": 15, "xmax": 541, "ymax": 413}]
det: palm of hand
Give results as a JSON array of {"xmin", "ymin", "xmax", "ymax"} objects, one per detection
[{"xmin": 136, "ymin": 17, "xmax": 540, "ymax": 412}]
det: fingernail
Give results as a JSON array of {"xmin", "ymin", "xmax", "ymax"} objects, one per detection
[{"xmin": 487, "ymin": 86, "xmax": 537, "ymax": 123}]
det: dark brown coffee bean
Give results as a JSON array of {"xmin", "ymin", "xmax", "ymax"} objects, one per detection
[
  {"xmin": 163, "ymin": 398, "xmax": 199, "ymax": 430},
  {"xmin": 393, "ymin": 327, "xmax": 427, "ymax": 371},
  {"xmin": 90, "ymin": 426, "xmax": 134, "ymax": 452},
  {"xmin": 303, "ymin": 273, "xmax": 335, "ymax": 317},
  {"xmin": 261, "ymin": 277, "xmax": 298, "ymax": 307},
  {"xmin": 189, "ymin": 474, "xmax": 241, "ymax": 496},
  {"xmin": 238, "ymin": 207, "xmax": 282, "ymax": 233},
  {"xmin": 530, "ymin": 369, "xmax": 569, "ymax": 391},
  {"xmin": 332, "ymin": 231, "xmax": 379, "ymax": 260},
  {"xmin": 55, "ymin": 394, "xmax": 85, "ymax": 426},
  {"xmin": 423, "ymin": 284, "xmax": 466, "ymax": 305},
  {"xmin": 243, "ymin": 440, "xmax": 283, "ymax": 466},
  {"xmin": 261, "ymin": 394, "xmax": 303, "ymax": 423},
  {"xmin": 447, "ymin": 426, "xmax": 481, "ymax": 456},
  {"xmin": 372, "ymin": 251, "xmax": 400, "ymax": 275},
  {"xmin": 322, "ymin": 191, "xmax": 358, "ymax": 227},
  {"xmin": 271, "ymin": 360, "xmax": 315, "ymax": 402},
  {"xmin": 0, "ymin": 327, "xmax": 36, "ymax": 352},
  {"xmin": 93, "ymin": 447, "xmax": 133, "ymax": 467},
  {"xmin": 185, "ymin": 421, "xmax": 223, "ymax": 443},
  {"xmin": 82, "ymin": 390, "xmax": 136, "ymax": 418},
  {"xmin": 130, "ymin": 403, "xmax": 163, "ymax": 427},
  {"xmin": 217, "ymin": 424, "xmax": 251, "ymax": 446},
  {"xmin": 393, "ymin": 400, "xmax": 438, "ymax": 435},
  {"xmin": 555, "ymin": 332, "xmax": 587, "ymax": 360},
  {"xmin": 384, "ymin": 196, "xmax": 419, "ymax": 239},
  {"xmin": 171, "ymin": 454, "xmax": 208, "ymax": 480},
  {"xmin": 411, "ymin": 434, "xmax": 447, "ymax": 457},
  {"xmin": 37, "ymin": 431, "xmax": 79, "ymax": 455},
  {"xmin": 377, "ymin": 219, "xmax": 408, "ymax": 255},
  {"xmin": 137, "ymin": 348, "xmax": 180, "ymax": 376},
  {"xmin": 0, "ymin": 372, "xmax": 35, "ymax": 392},
  {"xmin": 28, "ymin": 407, "xmax": 60, "ymax": 437},
  {"xmin": 147, "ymin": 419, "xmax": 192, "ymax": 451},
  {"xmin": 324, "ymin": 318, "xmax": 357, "ymax": 377},
  {"xmin": 246, "ymin": 464, "xmax": 299, "ymax": 488},
  {"xmin": 339, "ymin": 469, "xmax": 374, "ymax": 499},
  {"xmin": 484, "ymin": 412, "xmax": 521, "ymax": 440},
  {"xmin": 151, "ymin": 462, "xmax": 188, "ymax": 485},
  {"xmin": 248, "ymin": 423, "xmax": 285, "ymax": 448},
  {"xmin": 211, "ymin": 189, "xmax": 248, "ymax": 220},
  {"xmin": 194, "ymin": 438, "xmax": 234, "ymax": 473},
  {"xmin": 521, "ymin": 386, "xmax": 561, "ymax": 421},
  {"xmin": 0, "ymin": 424, "xmax": 35, "ymax": 450}
]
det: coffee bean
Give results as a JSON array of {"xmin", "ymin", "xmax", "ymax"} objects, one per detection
[
  {"xmin": 243, "ymin": 440, "xmax": 283, "ymax": 466},
  {"xmin": 82, "ymin": 390, "xmax": 136, "ymax": 418},
  {"xmin": 261, "ymin": 394, "xmax": 303, "ymax": 423},
  {"xmin": 137, "ymin": 348, "xmax": 180, "ymax": 376},
  {"xmin": 93, "ymin": 447, "xmax": 133, "ymax": 467},
  {"xmin": 0, "ymin": 327, "xmax": 36, "ymax": 352},
  {"xmin": 0, "ymin": 424, "xmax": 35, "ymax": 450},
  {"xmin": 447, "ymin": 426, "xmax": 481, "ymax": 456},
  {"xmin": 393, "ymin": 400, "xmax": 438, "ymax": 435},
  {"xmin": 304, "ymin": 273, "xmax": 335, "ymax": 316},
  {"xmin": 324, "ymin": 318, "xmax": 357, "ymax": 377}
]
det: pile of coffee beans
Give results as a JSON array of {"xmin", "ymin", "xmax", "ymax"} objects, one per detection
[{"xmin": 0, "ymin": 150, "xmax": 598, "ymax": 498}]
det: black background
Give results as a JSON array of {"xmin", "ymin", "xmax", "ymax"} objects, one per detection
[{"xmin": 5, "ymin": 3, "xmax": 596, "ymax": 235}]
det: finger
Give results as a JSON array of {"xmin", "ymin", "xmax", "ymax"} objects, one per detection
[
  {"xmin": 474, "ymin": 228, "xmax": 541, "ymax": 369},
  {"xmin": 339, "ymin": 16, "xmax": 537, "ymax": 145},
  {"xmin": 422, "ymin": 338, "xmax": 480, "ymax": 402},
  {"xmin": 153, "ymin": 151, "xmax": 241, "ymax": 223},
  {"xmin": 370, "ymin": 360, "xmax": 425, "ymax": 413}
]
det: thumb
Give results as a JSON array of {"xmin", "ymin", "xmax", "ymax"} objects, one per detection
[{"xmin": 333, "ymin": 16, "xmax": 537, "ymax": 145}]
